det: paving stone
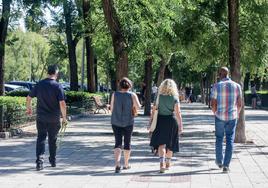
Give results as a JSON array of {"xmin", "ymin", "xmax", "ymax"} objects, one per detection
[{"xmin": 0, "ymin": 103, "xmax": 268, "ymax": 187}]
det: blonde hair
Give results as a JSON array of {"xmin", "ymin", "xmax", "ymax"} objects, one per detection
[{"xmin": 158, "ymin": 79, "xmax": 179, "ymax": 96}]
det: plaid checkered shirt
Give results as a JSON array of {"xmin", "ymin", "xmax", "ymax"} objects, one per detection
[{"xmin": 211, "ymin": 78, "xmax": 242, "ymax": 121}]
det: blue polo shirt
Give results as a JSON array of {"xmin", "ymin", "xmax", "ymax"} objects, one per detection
[{"xmin": 29, "ymin": 78, "xmax": 65, "ymax": 123}]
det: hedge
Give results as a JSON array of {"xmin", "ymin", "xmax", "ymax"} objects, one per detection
[
  {"xmin": 0, "ymin": 91, "xmax": 107, "ymax": 131},
  {"xmin": 65, "ymin": 91, "xmax": 104, "ymax": 114},
  {"xmin": 0, "ymin": 96, "xmax": 36, "ymax": 131}
]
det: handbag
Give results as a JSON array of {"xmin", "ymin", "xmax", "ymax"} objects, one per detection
[{"xmin": 149, "ymin": 94, "xmax": 159, "ymax": 132}]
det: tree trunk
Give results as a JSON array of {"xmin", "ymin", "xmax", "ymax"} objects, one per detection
[
  {"xmin": 63, "ymin": 1, "xmax": 79, "ymax": 91},
  {"xmin": 200, "ymin": 75, "xmax": 205, "ymax": 103},
  {"xmin": 228, "ymin": 0, "xmax": 246, "ymax": 143},
  {"xmin": 102, "ymin": 0, "xmax": 128, "ymax": 88},
  {"xmin": 205, "ymin": 76, "xmax": 209, "ymax": 105},
  {"xmin": 144, "ymin": 53, "xmax": 153, "ymax": 116},
  {"xmin": 164, "ymin": 66, "xmax": 172, "ymax": 79},
  {"xmin": 83, "ymin": 0, "xmax": 96, "ymax": 93},
  {"xmin": 253, "ymin": 75, "xmax": 261, "ymax": 90},
  {"xmin": 157, "ymin": 55, "xmax": 166, "ymax": 87},
  {"xmin": 244, "ymin": 72, "xmax": 250, "ymax": 91},
  {"xmin": 208, "ymin": 79, "xmax": 212, "ymax": 108},
  {"xmin": 94, "ymin": 57, "xmax": 98, "ymax": 90},
  {"xmin": 0, "ymin": 0, "xmax": 12, "ymax": 96},
  {"xmin": 85, "ymin": 37, "xmax": 96, "ymax": 92}
]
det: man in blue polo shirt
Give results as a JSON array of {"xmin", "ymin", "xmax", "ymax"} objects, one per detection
[{"xmin": 26, "ymin": 65, "xmax": 67, "ymax": 171}]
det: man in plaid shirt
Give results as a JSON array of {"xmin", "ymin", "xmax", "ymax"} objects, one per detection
[{"xmin": 211, "ymin": 67, "xmax": 242, "ymax": 173}]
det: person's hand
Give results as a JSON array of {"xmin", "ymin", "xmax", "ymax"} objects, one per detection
[
  {"xmin": 62, "ymin": 117, "xmax": 68, "ymax": 127},
  {"xmin": 179, "ymin": 126, "xmax": 183, "ymax": 135},
  {"xmin": 26, "ymin": 107, "xmax": 32, "ymax": 116}
]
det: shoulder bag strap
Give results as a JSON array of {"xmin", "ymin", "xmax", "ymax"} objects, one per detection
[{"xmin": 155, "ymin": 94, "xmax": 160, "ymax": 109}]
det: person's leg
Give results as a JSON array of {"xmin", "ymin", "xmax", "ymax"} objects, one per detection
[
  {"xmin": 158, "ymin": 144, "xmax": 166, "ymax": 173},
  {"xmin": 36, "ymin": 121, "xmax": 47, "ymax": 162},
  {"xmin": 253, "ymin": 98, "xmax": 256, "ymax": 109},
  {"xmin": 47, "ymin": 121, "xmax": 61, "ymax": 166},
  {"xmin": 166, "ymin": 149, "xmax": 173, "ymax": 169},
  {"xmin": 123, "ymin": 125, "xmax": 133, "ymax": 168},
  {"xmin": 215, "ymin": 117, "xmax": 225, "ymax": 167},
  {"xmin": 223, "ymin": 119, "xmax": 237, "ymax": 168},
  {"xmin": 36, "ymin": 121, "xmax": 47, "ymax": 170},
  {"xmin": 112, "ymin": 125, "xmax": 123, "ymax": 170}
]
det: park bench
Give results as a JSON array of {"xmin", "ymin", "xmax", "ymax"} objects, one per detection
[{"xmin": 91, "ymin": 96, "xmax": 110, "ymax": 114}]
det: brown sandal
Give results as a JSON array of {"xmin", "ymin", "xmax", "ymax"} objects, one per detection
[{"xmin": 123, "ymin": 166, "xmax": 131, "ymax": 170}]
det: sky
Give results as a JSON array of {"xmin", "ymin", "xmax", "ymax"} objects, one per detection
[{"xmin": 18, "ymin": 7, "xmax": 54, "ymax": 32}]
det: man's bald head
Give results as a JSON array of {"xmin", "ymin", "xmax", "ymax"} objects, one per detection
[{"xmin": 219, "ymin": 67, "xmax": 229, "ymax": 79}]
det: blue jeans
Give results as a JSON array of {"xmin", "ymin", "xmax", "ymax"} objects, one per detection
[{"xmin": 215, "ymin": 117, "xmax": 237, "ymax": 167}]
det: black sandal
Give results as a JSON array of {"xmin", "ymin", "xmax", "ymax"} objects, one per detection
[
  {"xmin": 115, "ymin": 166, "xmax": 121, "ymax": 173},
  {"xmin": 123, "ymin": 166, "xmax": 131, "ymax": 170}
]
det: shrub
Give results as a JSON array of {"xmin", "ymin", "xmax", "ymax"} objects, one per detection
[
  {"xmin": 245, "ymin": 90, "xmax": 268, "ymax": 95},
  {"xmin": 65, "ymin": 91, "xmax": 103, "ymax": 110},
  {"xmin": 0, "ymin": 96, "xmax": 36, "ymax": 131},
  {"xmin": 0, "ymin": 91, "xmax": 106, "ymax": 131}
]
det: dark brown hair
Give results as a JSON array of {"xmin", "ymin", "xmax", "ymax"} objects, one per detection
[{"xmin": 119, "ymin": 77, "xmax": 132, "ymax": 90}]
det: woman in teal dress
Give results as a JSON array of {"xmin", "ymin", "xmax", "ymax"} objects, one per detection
[{"xmin": 149, "ymin": 79, "xmax": 183, "ymax": 173}]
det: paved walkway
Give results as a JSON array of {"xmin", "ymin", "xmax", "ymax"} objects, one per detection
[{"xmin": 0, "ymin": 103, "xmax": 268, "ymax": 188}]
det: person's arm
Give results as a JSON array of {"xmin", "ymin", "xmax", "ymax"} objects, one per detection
[
  {"xmin": 174, "ymin": 103, "xmax": 183, "ymax": 134},
  {"xmin": 26, "ymin": 86, "xmax": 37, "ymax": 116},
  {"xmin": 57, "ymin": 85, "xmax": 67, "ymax": 122},
  {"xmin": 211, "ymin": 99, "xmax": 217, "ymax": 114},
  {"xmin": 59, "ymin": 100, "xmax": 67, "ymax": 122},
  {"xmin": 237, "ymin": 85, "xmax": 242, "ymax": 114},
  {"xmin": 211, "ymin": 85, "xmax": 217, "ymax": 114},
  {"xmin": 110, "ymin": 93, "xmax": 115, "ymax": 112},
  {"xmin": 237, "ymin": 97, "xmax": 242, "ymax": 114},
  {"xmin": 132, "ymin": 93, "xmax": 142, "ymax": 109},
  {"xmin": 26, "ymin": 96, "xmax": 33, "ymax": 115}
]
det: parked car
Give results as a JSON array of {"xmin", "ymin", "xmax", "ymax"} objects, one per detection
[
  {"xmin": 4, "ymin": 84, "xmax": 29, "ymax": 92},
  {"xmin": 7, "ymin": 81, "xmax": 36, "ymax": 90},
  {"xmin": 61, "ymin": 82, "xmax": 70, "ymax": 91},
  {"xmin": 60, "ymin": 82, "xmax": 87, "ymax": 91}
]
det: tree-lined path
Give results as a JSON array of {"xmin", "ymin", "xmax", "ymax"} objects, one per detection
[{"xmin": 1, "ymin": 103, "xmax": 268, "ymax": 188}]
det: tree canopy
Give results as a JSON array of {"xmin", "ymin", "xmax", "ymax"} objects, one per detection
[{"xmin": 1, "ymin": 0, "xmax": 267, "ymax": 90}]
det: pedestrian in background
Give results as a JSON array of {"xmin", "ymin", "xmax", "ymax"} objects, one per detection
[
  {"xmin": 151, "ymin": 84, "xmax": 158, "ymax": 103},
  {"xmin": 149, "ymin": 79, "xmax": 183, "ymax": 173},
  {"xmin": 211, "ymin": 67, "xmax": 242, "ymax": 173},
  {"xmin": 110, "ymin": 77, "xmax": 141, "ymax": 173},
  {"xmin": 251, "ymin": 83, "xmax": 257, "ymax": 109},
  {"xmin": 26, "ymin": 65, "xmax": 67, "ymax": 171}
]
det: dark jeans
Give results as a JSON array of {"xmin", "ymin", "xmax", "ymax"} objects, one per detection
[
  {"xmin": 112, "ymin": 125, "xmax": 133, "ymax": 150},
  {"xmin": 36, "ymin": 120, "xmax": 61, "ymax": 163}
]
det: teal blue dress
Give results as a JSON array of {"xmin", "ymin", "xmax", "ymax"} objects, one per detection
[{"xmin": 150, "ymin": 94, "xmax": 180, "ymax": 152}]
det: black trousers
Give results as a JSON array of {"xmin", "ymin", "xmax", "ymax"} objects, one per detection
[
  {"xmin": 36, "ymin": 120, "xmax": 61, "ymax": 163},
  {"xmin": 112, "ymin": 125, "xmax": 133, "ymax": 150}
]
